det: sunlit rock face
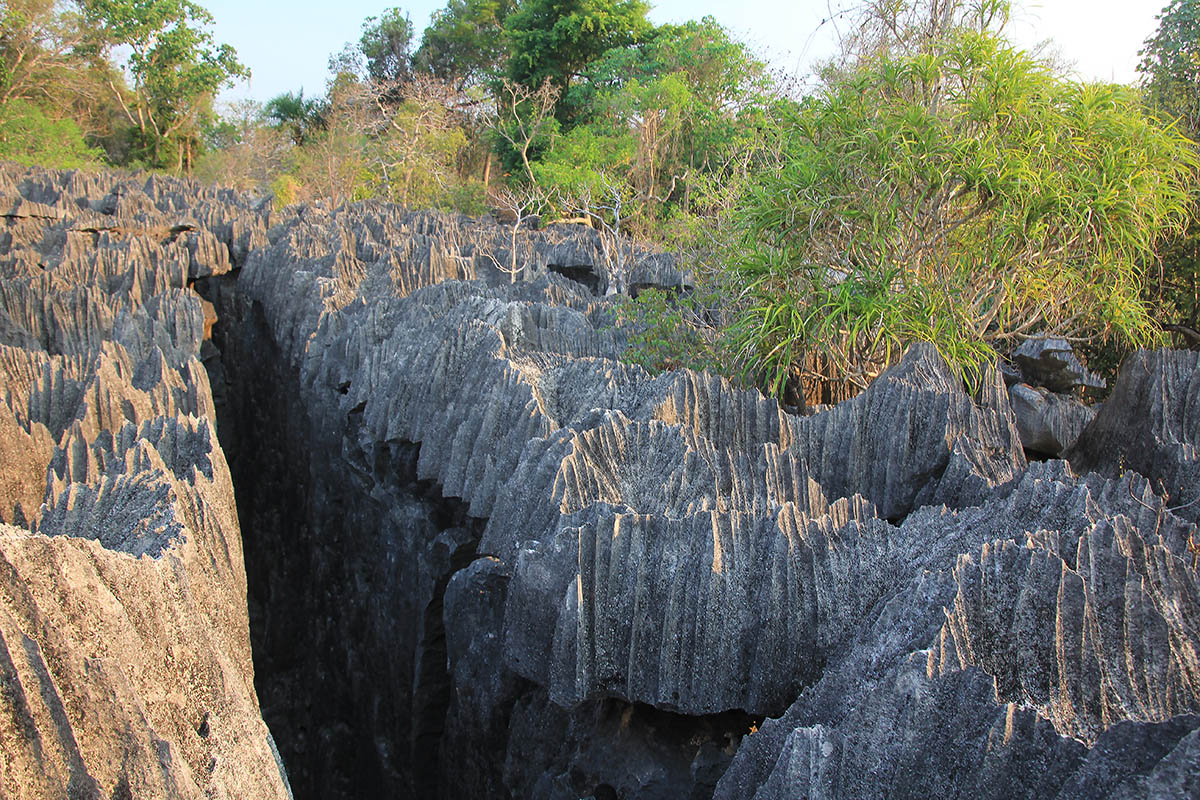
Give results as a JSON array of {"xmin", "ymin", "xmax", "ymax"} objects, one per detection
[
  {"xmin": 3, "ymin": 164, "xmax": 1198, "ymax": 800},
  {"xmin": 0, "ymin": 164, "xmax": 290, "ymax": 800}
]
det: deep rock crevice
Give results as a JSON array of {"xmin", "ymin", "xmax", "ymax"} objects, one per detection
[
  {"xmin": 3, "ymin": 167, "xmax": 1200, "ymax": 800},
  {"xmin": 211, "ymin": 281, "xmax": 490, "ymax": 797}
]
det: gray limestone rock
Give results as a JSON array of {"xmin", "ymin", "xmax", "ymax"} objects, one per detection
[
  {"xmin": 6, "ymin": 164, "xmax": 1197, "ymax": 800},
  {"xmin": 1011, "ymin": 336, "xmax": 1106, "ymax": 392},
  {"xmin": 225, "ymin": 191, "xmax": 1199, "ymax": 799},
  {"xmin": 714, "ymin": 462, "xmax": 1200, "ymax": 800},
  {"xmin": 1008, "ymin": 382, "xmax": 1096, "ymax": 455},
  {"xmin": 0, "ymin": 165, "xmax": 289, "ymax": 800},
  {"xmin": 1067, "ymin": 348, "xmax": 1200, "ymax": 524}
]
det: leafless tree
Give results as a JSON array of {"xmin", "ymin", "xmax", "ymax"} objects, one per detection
[
  {"xmin": 364, "ymin": 76, "xmax": 465, "ymax": 206},
  {"xmin": 564, "ymin": 174, "xmax": 635, "ymax": 295},
  {"xmin": 489, "ymin": 78, "xmax": 559, "ymax": 187},
  {"xmin": 1, "ymin": 0, "xmax": 90, "ymax": 107},
  {"xmin": 194, "ymin": 100, "xmax": 291, "ymax": 193},
  {"xmin": 480, "ymin": 184, "xmax": 550, "ymax": 283},
  {"xmin": 287, "ymin": 75, "xmax": 469, "ymax": 207}
]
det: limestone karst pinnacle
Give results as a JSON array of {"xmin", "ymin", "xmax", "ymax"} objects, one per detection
[{"xmin": 1, "ymin": 164, "xmax": 1197, "ymax": 799}]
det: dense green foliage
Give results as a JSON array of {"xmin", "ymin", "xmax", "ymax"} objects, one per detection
[
  {"xmin": 504, "ymin": 0, "xmax": 653, "ymax": 129},
  {"xmin": 1140, "ymin": 0, "xmax": 1200, "ymax": 343},
  {"xmin": 263, "ymin": 90, "xmax": 324, "ymax": 146},
  {"xmin": 360, "ymin": 8, "xmax": 415, "ymax": 85},
  {"xmin": 1, "ymin": 0, "xmax": 118, "ymax": 166},
  {"xmin": 0, "ymin": 98, "xmax": 103, "ymax": 167},
  {"xmin": 531, "ymin": 17, "xmax": 773, "ymax": 230},
  {"xmin": 7, "ymin": 0, "xmax": 1200, "ymax": 400},
  {"xmin": 415, "ymin": 0, "xmax": 514, "ymax": 87},
  {"xmin": 0, "ymin": 0, "xmax": 245, "ymax": 170},
  {"xmin": 84, "ymin": 0, "xmax": 247, "ymax": 169},
  {"xmin": 1141, "ymin": 0, "xmax": 1200, "ymax": 133},
  {"xmin": 730, "ymin": 33, "xmax": 1196, "ymax": 397}
]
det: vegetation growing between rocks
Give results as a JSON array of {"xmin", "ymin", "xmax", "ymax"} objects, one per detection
[
  {"xmin": 4, "ymin": 0, "xmax": 1200, "ymax": 400},
  {"xmin": 727, "ymin": 32, "xmax": 1196, "ymax": 398}
]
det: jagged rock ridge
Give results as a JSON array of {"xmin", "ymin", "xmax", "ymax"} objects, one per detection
[
  {"xmin": 2, "ymin": 164, "xmax": 1198, "ymax": 800},
  {"xmin": 232, "ymin": 193, "xmax": 1200, "ymax": 799},
  {"xmin": 0, "ymin": 164, "xmax": 289, "ymax": 799}
]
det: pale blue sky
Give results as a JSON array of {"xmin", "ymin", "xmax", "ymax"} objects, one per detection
[{"xmin": 200, "ymin": 1, "xmax": 1161, "ymax": 105}]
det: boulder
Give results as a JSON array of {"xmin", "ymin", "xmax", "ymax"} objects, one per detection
[
  {"xmin": 1010, "ymin": 336, "xmax": 1105, "ymax": 392},
  {"xmin": 1008, "ymin": 382, "xmax": 1096, "ymax": 455}
]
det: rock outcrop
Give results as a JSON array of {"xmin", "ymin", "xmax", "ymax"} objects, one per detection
[
  {"xmin": 0, "ymin": 165, "xmax": 289, "ymax": 799},
  {"xmin": 1008, "ymin": 382, "xmax": 1096, "ymax": 456},
  {"xmin": 2, "ymin": 164, "xmax": 1197, "ymax": 800},
  {"xmin": 715, "ymin": 461, "xmax": 1200, "ymax": 799},
  {"xmin": 1009, "ymin": 336, "xmax": 1106, "ymax": 393},
  {"xmin": 1067, "ymin": 348, "xmax": 1200, "ymax": 523}
]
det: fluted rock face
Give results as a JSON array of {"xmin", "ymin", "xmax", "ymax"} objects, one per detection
[
  {"xmin": 219, "ymin": 194, "xmax": 1082, "ymax": 799},
  {"xmin": 714, "ymin": 462, "xmax": 1200, "ymax": 800},
  {"xmin": 231, "ymin": 192, "xmax": 1199, "ymax": 799},
  {"xmin": 0, "ymin": 165, "xmax": 289, "ymax": 799},
  {"xmin": 1067, "ymin": 348, "xmax": 1200, "ymax": 523},
  {"xmin": 5, "ymin": 164, "xmax": 1199, "ymax": 800}
]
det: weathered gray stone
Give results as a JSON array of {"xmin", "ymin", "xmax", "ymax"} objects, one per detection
[
  {"xmin": 0, "ymin": 165, "xmax": 290, "ymax": 800},
  {"xmin": 1008, "ymin": 382, "xmax": 1096, "ymax": 455},
  {"xmin": 1011, "ymin": 336, "xmax": 1105, "ymax": 392},
  {"xmin": 1067, "ymin": 348, "xmax": 1200, "ymax": 524},
  {"xmin": 714, "ymin": 462, "xmax": 1200, "ymax": 800},
  {"xmin": 6, "ymin": 164, "xmax": 1198, "ymax": 800}
]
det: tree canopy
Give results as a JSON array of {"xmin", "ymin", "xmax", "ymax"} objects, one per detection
[
  {"xmin": 83, "ymin": 0, "xmax": 246, "ymax": 168},
  {"xmin": 1138, "ymin": 0, "xmax": 1200, "ymax": 344},
  {"xmin": 414, "ymin": 0, "xmax": 515, "ymax": 87},
  {"xmin": 1140, "ymin": 0, "xmax": 1200, "ymax": 134},
  {"xmin": 504, "ymin": 0, "xmax": 652, "ymax": 123},
  {"xmin": 360, "ymin": 7, "xmax": 415, "ymax": 86}
]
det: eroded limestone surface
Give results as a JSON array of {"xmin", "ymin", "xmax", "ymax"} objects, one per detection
[
  {"xmin": 0, "ymin": 165, "xmax": 289, "ymax": 799},
  {"xmin": 2, "ymin": 164, "xmax": 1198, "ymax": 800}
]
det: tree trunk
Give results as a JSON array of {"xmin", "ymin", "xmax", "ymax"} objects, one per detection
[
  {"xmin": 520, "ymin": 145, "xmax": 535, "ymax": 186},
  {"xmin": 510, "ymin": 224, "xmax": 519, "ymax": 283}
]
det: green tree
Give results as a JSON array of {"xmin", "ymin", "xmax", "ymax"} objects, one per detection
[
  {"xmin": 415, "ymin": 0, "xmax": 515, "ymax": 88},
  {"xmin": 1140, "ymin": 0, "xmax": 1200, "ymax": 343},
  {"xmin": 1140, "ymin": 0, "xmax": 1200, "ymax": 133},
  {"xmin": 533, "ymin": 17, "xmax": 773, "ymax": 237},
  {"xmin": 84, "ymin": 0, "xmax": 247, "ymax": 170},
  {"xmin": 265, "ymin": 89, "xmax": 325, "ymax": 145},
  {"xmin": 1, "ymin": 0, "xmax": 126, "ymax": 159},
  {"xmin": 503, "ymin": 0, "xmax": 652, "ymax": 124},
  {"xmin": 729, "ymin": 32, "xmax": 1197, "ymax": 399},
  {"xmin": 0, "ymin": 97, "xmax": 103, "ymax": 167},
  {"xmin": 532, "ymin": 123, "xmax": 631, "ymax": 200},
  {"xmin": 360, "ymin": 7, "xmax": 414, "ymax": 86}
]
